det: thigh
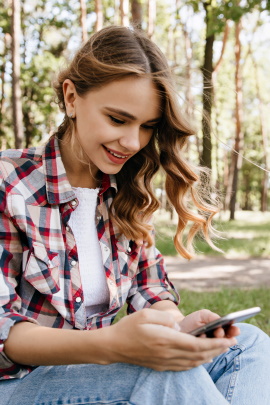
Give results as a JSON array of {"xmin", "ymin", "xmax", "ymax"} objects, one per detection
[
  {"xmin": 204, "ymin": 323, "xmax": 270, "ymax": 404},
  {"xmin": 1, "ymin": 362, "xmax": 229, "ymax": 405}
]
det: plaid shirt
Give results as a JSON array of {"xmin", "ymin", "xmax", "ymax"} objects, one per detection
[{"xmin": 0, "ymin": 136, "xmax": 179, "ymax": 380}]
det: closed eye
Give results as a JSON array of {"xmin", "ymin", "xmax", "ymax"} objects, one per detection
[
  {"xmin": 109, "ymin": 115, "xmax": 125, "ymax": 125},
  {"xmin": 141, "ymin": 124, "xmax": 158, "ymax": 130}
]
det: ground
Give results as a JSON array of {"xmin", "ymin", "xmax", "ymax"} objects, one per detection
[{"xmin": 165, "ymin": 256, "xmax": 270, "ymax": 292}]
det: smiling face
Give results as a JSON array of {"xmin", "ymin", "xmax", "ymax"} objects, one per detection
[{"xmin": 62, "ymin": 76, "xmax": 161, "ymax": 187}]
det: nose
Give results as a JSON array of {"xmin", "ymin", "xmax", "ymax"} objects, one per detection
[{"xmin": 118, "ymin": 127, "xmax": 141, "ymax": 153}]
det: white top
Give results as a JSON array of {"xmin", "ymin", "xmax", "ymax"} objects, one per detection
[{"xmin": 68, "ymin": 187, "xmax": 110, "ymax": 318}]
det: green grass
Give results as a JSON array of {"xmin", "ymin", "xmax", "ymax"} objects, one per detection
[
  {"xmin": 154, "ymin": 211, "xmax": 270, "ymax": 258},
  {"xmin": 114, "ymin": 288, "xmax": 270, "ymax": 335}
]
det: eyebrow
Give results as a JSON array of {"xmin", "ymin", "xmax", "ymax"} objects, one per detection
[{"xmin": 104, "ymin": 107, "xmax": 161, "ymax": 123}]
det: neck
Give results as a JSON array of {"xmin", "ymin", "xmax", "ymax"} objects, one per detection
[{"xmin": 59, "ymin": 136, "xmax": 98, "ymax": 189}]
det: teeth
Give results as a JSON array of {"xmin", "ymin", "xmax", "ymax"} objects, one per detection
[{"xmin": 107, "ymin": 148, "xmax": 128, "ymax": 159}]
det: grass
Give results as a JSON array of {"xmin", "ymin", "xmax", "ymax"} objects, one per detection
[
  {"xmin": 154, "ymin": 210, "xmax": 270, "ymax": 258},
  {"xmin": 114, "ymin": 288, "xmax": 270, "ymax": 335}
]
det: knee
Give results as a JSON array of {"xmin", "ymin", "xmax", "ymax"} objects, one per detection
[{"xmin": 234, "ymin": 322, "xmax": 269, "ymax": 350}]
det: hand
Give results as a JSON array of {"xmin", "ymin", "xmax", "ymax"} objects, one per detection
[
  {"xmin": 105, "ymin": 308, "xmax": 237, "ymax": 371},
  {"xmin": 178, "ymin": 309, "xmax": 241, "ymax": 339}
]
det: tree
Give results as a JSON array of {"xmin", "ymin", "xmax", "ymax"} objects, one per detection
[
  {"xmin": 11, "ymin": 0, "xmax": 24, "ymax": 148},
  {"xmin": 131, "ymin": 0, "xmax": 143, "ymax": 29},
  {"xmin": 148, "ymin": 0, "xmax": 156, "ymax": 39},
  {"xmin": 229, "ymin": 19, "xmax": 244, "ymax": 219},
  {"xmin": 80, "ymin": 0, "xmax": 88, "ymax": 41},
  {"xmin": 199, "ymin": 1, "xmax": 215, "ymax": 169},
  {"xmin": 95, "ymin": 0, "xmax": 103, "ymax": 32},
  {"xmin": 120, "ymin": 0, "xmax": 129, "ymax": 26}
]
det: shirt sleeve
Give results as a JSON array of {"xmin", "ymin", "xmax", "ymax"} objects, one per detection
[
  {"xmin": 0, "ymin": 179, "xmax": 38, "ymax": 380},
  {"xmin": 126, "ymin": 241, "xmax": 180, "ymax": 314}
]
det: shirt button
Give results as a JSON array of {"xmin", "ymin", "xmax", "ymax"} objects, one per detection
[
  {"xmin": 71, "ymin": 200, "xmax": 76, "ymax": 206},
  {"xmin": 71, "ymin": 260, "xmax": 77, "ymax": 266},
  {"xmin": 75, "ymin": 297, "xmax": 82, "ymax": 303},
  {"xmin": 104, "ymin": 247, "xmax": 109, "ymax": 252}
]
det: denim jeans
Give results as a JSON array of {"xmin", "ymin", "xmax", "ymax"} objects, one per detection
[{"xmin": 1, "ymin": 323, "xmax": 269, "ymax": 405}]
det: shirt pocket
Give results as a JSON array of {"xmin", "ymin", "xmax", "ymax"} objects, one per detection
[
  {"xmin": 23, "ymin": 241, "xmax": 60, "ymax": 295},
  {"xmin": 116, "ymin": 239, "xmax": 140, "ymax": 279}
]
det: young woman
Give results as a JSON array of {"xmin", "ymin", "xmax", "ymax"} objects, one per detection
[{"xmin": 0, "ymin": 26, "xmax": 269, "ymax": 405}]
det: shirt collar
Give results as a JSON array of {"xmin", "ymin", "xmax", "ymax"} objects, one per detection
[{"xmin": 43, "ymin": 136, "xmax": 117, "ymax": 204}]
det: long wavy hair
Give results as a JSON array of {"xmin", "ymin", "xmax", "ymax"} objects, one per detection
[{"xmin": 53, "ymin": 25, "xmax": 219, "ymax": 259}]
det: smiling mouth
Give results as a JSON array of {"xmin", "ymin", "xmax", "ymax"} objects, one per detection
[{"xmin": 104, "ymin": 147, "xmax": 130, "ymax": 159}]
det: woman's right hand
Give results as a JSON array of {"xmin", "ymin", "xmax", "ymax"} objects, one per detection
[{"xmin": 105, "ymin": 308, "xmax": 237, "ymax": 371}]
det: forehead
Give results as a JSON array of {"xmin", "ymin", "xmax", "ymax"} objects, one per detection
[{"xmin": 85, "ymin": 76, "xmax": 162, "ymax": 120}]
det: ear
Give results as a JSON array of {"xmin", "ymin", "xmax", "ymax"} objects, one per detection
[{"xmin": 63, "ymin": 79, "xmax": 77, "ymax": 116}]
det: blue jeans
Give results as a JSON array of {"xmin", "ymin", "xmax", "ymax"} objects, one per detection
[{"xmin": 1, "ymin": 323, "xmax": 269, "ymax": 405}]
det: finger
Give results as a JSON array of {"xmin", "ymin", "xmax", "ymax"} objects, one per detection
[
  {"xmin": 224, "ymin": 325, "xmax": 241, "ymax": 338},
  {"xmin": 170, "ymin": 330, "xmax": 237, "ymax": 352},
  {"xmin": 213, "ymin": 327, "xmax": 225, "ymax": 338}
]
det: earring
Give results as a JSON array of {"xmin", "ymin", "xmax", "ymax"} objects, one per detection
[{"xmin": 69, "ymin": 112, "xmax": 74, "ymax": 118}]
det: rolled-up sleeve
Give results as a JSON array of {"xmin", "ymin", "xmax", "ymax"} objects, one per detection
[
  {"xmin": 0, "ymin": 184, "xmax": 38, "ymax": 379},
  {"xmin": 126, "ymin": 243, "xmax": 180, "ymax": 314}
]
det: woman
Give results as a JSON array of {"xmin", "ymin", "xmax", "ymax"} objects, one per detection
[{"xmin": 0, "ymin": 26, "xmax": 269, "ymax": 405}]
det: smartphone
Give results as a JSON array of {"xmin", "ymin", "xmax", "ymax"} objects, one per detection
[{"xmin": 189, "ymin": 307, "xmax": 261, "ymax": 337}]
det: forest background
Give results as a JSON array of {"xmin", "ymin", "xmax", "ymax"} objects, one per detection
[
  {"xmin": 0, "ymin": 0, "xmax": 270, "ymax": 229},
  {"xmin": 1, "ymin": 0, "xmax": 270, "ymax": 331}
]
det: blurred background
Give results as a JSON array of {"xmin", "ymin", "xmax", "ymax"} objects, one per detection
[{"xmin": 1, "ymin": 0, "xmax": 270, "ymax": 331}]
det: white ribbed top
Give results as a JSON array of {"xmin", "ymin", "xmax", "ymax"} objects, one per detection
[{"xmin": 68, "ymin": 187, "xmax": 110, "ymax": 318}]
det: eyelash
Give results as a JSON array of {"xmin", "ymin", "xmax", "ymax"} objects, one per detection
[{"xmin": 109, "ymin": 115, "xmax": 157, "ymax": 130}]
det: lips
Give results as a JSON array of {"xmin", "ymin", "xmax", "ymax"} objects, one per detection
[{"xmin": 103, "ymin": 146, "xmax": 131, "ymax": 164}]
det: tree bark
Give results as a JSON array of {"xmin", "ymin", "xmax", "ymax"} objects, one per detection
[
  {"xmin": 11, "ymin": 0, "xmax": 24, "ymax": 149},
  {"xmin": 147, "ymin": 0, "xmax": 156, "ymax": 39},
  {"xmin": 229, "ymin": 20, "xmax": 244, "ymax": 220},
  {"xmin": 0, "ymin": 33, "xmax": 9, "ymax": 149},
  {"xmin": 94, "ymin": 0, "xmax": 103, "ymax": 33},
  {"xmin": 131, "ymin": 0, "xmax": 142, "ymax": 29},
  {"xmin": 120, "ymin": 0, "xmax": 129, "ymax": 27},
  {"xmin": 200, "ymin": 2, "xmax": 214, "ymax": 169},
  {"xmin": 251, "ymin": 56, "xmax": 269, "ymax": 212}
]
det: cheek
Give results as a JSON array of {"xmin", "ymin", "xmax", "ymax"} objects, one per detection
[{"xmin": 140, "ymin": 132, "xmax": 153, "ymax": 149}]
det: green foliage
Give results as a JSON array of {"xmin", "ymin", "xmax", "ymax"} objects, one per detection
[{"xmin": 0, "ymin": 0, "xmax": 269, "ymax": 209}]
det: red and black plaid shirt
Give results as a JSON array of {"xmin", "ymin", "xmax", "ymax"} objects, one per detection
[{"xmin": 0, "ymin": 136, "xmax": 179, "ymax": 380}]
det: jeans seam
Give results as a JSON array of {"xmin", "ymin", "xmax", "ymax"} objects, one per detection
[{"xmin": 225, "ymin": 351, "xmax": 241, "ymax": 404}]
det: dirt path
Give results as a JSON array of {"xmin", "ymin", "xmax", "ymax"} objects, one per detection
[{"xmin": 164, "ymin": 256, "xmax": 270, "ymax": 291}]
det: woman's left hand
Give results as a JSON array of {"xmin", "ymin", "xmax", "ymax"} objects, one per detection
[{"xmin": 178, "ymin": 309, "xmax": 241, "ymax": 338}]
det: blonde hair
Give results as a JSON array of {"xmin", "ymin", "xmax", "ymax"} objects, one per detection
[{"xmin": 53, "ymin": 25, "xmax": 218, "ymax": 259}]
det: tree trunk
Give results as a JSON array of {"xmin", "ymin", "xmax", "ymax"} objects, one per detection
[
  {"xmin": 212, "ymin": 22, "xmax": 230, "ymax": 191},
  {"xmin": 147, "ymin": 0, "xmax": 156, "ymax": 39},
  {"xmin": 11, "ymin": 0, "xmax": 24, "ymax": 149},
  {"xmin": 229, "ymin": 20, "xmax": 244, "ymax": 220},
  {"xmin": 0, "ymin": 33, "xmax": 9, "ymax": 149},
  {"xmin": 131, "ymin": 0, "xmax": 142, "ymax": 29},
  {"xmin": 80, "ymin": 0, "xmax": 88, "ymax": 40},
  {"xmin": 94, "ymin": 0, "xmax": 103, "ymax": 33},
  {"xmin": 114, "ymin": 0, "xmax": 119, "ymax": 25},
  {"xmin": 120, "ymin": 0, "xmax": 129, "ymax": 27},
  {"xmin": 250, "ymin": 54, "xmax": 269, "ymax": 212},
  {"xmin": 200, "ymin": 2, "xmax": 214, "ymax": 169}
]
